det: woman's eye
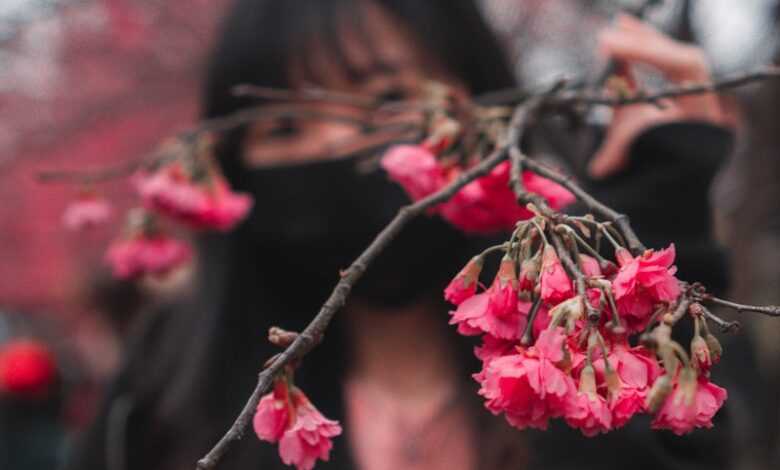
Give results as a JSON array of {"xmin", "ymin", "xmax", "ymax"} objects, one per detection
[
  {"xmin": 376, "ymin": 87, "xmax": 408, "ymax": 104},
  {"xmin": 267, "ymin": 117, "xmax": 300, "ymax": 139}
]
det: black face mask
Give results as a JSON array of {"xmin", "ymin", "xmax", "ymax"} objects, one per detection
[{"xmin": 232, "ymin": 148, "xmax": 476, "ymax": 309}]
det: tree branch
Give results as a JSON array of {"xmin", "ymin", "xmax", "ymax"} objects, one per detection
[{"xmin": 194, "ymin": 140, "xmax": 512, "ymax": 470}]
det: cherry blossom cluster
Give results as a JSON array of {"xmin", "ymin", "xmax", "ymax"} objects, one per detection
[
  {"xmin": 60, "ymin": 138, "xmax": 253, "ymax": 280},
  {"xmin": 444, "ymin": 218, "xmax": 727, "ymax": 436},
  {"xmin": 253, "ymin": 375, "xmax": 342, "ymax": 470},
  {"xmin": 381, "ymin": 136, "xmax": 574, "ymax": 234}
]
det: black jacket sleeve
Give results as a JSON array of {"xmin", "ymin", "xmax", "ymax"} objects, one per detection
[{"xmin": 578, "ymin": 121, "xmax": 734, "ymax": 294}]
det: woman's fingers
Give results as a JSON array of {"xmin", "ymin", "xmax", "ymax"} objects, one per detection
[
  {"xmin": 598, "ymin": 14, "xmax": 710, "ymax": 83},
  {"xmin": 589, "ymin": 103, "xmax": 681, "ymax": 179},
  {"xmin": 597, "ymin": 14, "xmax": 725, "ymax": 124}
]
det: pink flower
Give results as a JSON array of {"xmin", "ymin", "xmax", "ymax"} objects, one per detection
[
  {"xmin": 540, "ymin": 245, "xmax": 573, "ymax": 304},
  {"xmin": 254, "ymin": 382, "xmax": 342, "ymax": 470},
  {"xmin": 613, "ymin": 245, "xmax": 681, "ymax": 332},
  {"xmin": 651, "ymin": 377, "xmax": 727, "ymax": 435},
  {"xmin": 0, "ymin": 339, "xmax": 57, "ymax": 398},
  {"xmin": 578, "ymin": 254, "xmax": 602, "ymax": 278},
  {"xmin": 380, "ymin": 145, "xmax": 446, "ymax": 201},
  {"xmin": 134, "ymin": 164, "xmax": 253, "ymax": 231},
  {"xmin": 383, "ymin": 153, "xmax": 574, "ymax": 234},
  {"xmin": 477, "ymin": 328, "xmax": 575, "ymax": 430},
  {"xmin": 473, "ymin": 335, "xmax": 519, "ymax": 383},
  {"xmin": 62, "ymin": 196, "xmax": 112, "ymax": 230},
  {"xmin": 253, "ymin": 382, "xmax": 292, "ymax": 442},
  {"xmin": 279, "ymin": 392, "xmax": 342, "ymax": 470},
  {"xmin": 105, "ymin": 234, "xmax": 191, "ymax": 279},
  {"xmin": 566, "ymin": 392, "xmax": 612, "ymax": 436},
  {"xmin": 487, "ymin": 256, "xmax": 519, "ymax": 317},
  {"xmin": 691, "ymin": 335, "xmax": 713, "ymax": 373},
  {"xmin": 594, "ymin": 343, "xmax": 662, "ymax": 427},
  {"xmin": 449, "ymin": 292, "xmax": 531, "ymax": 340},
  {"xmin": 444, "ymin": 256, "xmax": 483, "ymax": 305}
]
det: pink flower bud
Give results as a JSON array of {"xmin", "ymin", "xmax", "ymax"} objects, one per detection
[
  {"xmin": 486, "ymin": 256, "xmax": 518, "ymax": 317},
  {"xmin": 691, "ymin": 335, "xmax": 712, "ymax": 373},
  {"xmin": 444, "ymin": 256, "xmax": 484, "ymax": 305},
  {"xmin": 540, "ymin": 245, "xmax": 573, "ymax": 304}
]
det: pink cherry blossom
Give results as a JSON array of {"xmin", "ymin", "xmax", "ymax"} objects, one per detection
[
  {"xmin": 253, "ymin": 382, "xmax": 292, "ymax": 442},
  {"xmin": 565, "ymin": 391, "xmax": 612, "ymax": 436},
  {"xmin": 134, "ymin": 164, "xmax": 253, "ymax": 231},
  {"xmin": 477, "ymin": 330, "xmax": 575, "ymax": 430},
  {"xmin": 593, "ymin": 343, "xmax": 662, "ymax": 427},
  {"xmin": 613, "ymin": 245, "xmax": 681, "ymax": 332},
  {"xmin": 383, "ymin": 152, "xmax": 574, "ymax": 234},
  {"xmin": 105, "ymin": 234, "xmax": 191, "ymax": 279},
  {"xmin": 278, "ymin": 391, "xmax": 342, "ymax": 470},
  {"xmin": 472, "ymin": 335, "xmax": 519, "ymax": 387},
  {"xmin": 486, "ymin": 256, "xmax": 519, "ymax": 318},
  {"xmin": 540, "ymin": 245, "xmax": 574, "ymax": 304},
  {"xmin": 651, "ymin": 377, "xmax": 727, "ymax": 435},
  {"xmin": 380, "ymin": 145, "xmax": 445, "ymax": 201},
  {"xmin": 62, "ymin": 196, "xmax": 112, "ymax": 230},
  {"xmin": 578, "ymin": 254, "xmax": 602, "ymax": 278},
  {"xmin": 449, "ymin": 292, "xmax": 531, "ymax": 340},
  {"xmin": 444, "ymin": 256, "xmax": 483, "ymax": 305}
]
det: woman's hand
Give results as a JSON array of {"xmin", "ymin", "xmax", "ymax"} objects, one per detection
[{"xmin": 588, "ymin": 14, "xmax": 728, "ymax": 179}]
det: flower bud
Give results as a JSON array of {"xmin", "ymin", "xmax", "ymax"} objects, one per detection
[
  {"xmin": 519, "ymin": 250, "xmax": 542, "ymax": 292},
  {"xmin": 646, "ymin": 374, "xmax": 673, "ymax": 414},
  {"xmin": 677, "ymin": 367, "xmax": 698, "ymax": 408},
  {"xmin": 690, "ymin": 335, "xmax": 712, "ymax": 373},
  {"xmin": 605, "ymin": 364, "xmax": 621, "ymax": 401},
  {"xmin": 614, "ymin": 247, "xmax": 634, "ymax": 267},
  {"xmin": 444, "ymin": 255, "xmax": 484, "ymax": 305},
  {"xmin": 579, "ymin": 364, "xmax": 598, "ymax": 396},
  {"xmin": 705, "ymin": 333, "xmax": 723, "ymax": 364}
]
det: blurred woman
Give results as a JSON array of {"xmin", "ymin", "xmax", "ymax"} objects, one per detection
[{"xmin": 66, "ymin": 1, "xmax": 738, "ymax": 470}]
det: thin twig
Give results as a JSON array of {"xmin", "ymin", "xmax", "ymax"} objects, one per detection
[
  {"xmin": 702, "ymin": 296, "xmax": 780, "ymax": 318},
  {"xmin": 548, "ymin": 66, "xmax": 780, "ymax": 108}
]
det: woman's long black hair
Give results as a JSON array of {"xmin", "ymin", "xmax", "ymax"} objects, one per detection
[{"xmin": 66, "ymin": 1, "xmax": 520, "ymax": 469}]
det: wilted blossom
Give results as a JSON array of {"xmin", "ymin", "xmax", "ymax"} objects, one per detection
[
  {"xmin": 540, "ymin": 244, "xmax": 574, "ymax": 304},
  {"xmin": 0, "ymin": 339, "xmax": 57, "ymax": 398},
  {"xmin": 134, "ymin": 163, "xmax": 253, "ymax": 231},
  {"xmin": 444, "ymin": 256, "xmax": 484, "ymax": 305},
  {"xmin": 477, "ymin": 327, "xmax": 576, "ymax": 430},
  {"xmin": 651, "ymin": 376, "xmax": 727, "ymax": 435},
  {"xmin": 105, "ymin": 233, "xmax": 191, "ymax": 279},
  {"xmin": 613, "ymin": 245, "xmax": 681, "ymax": 332},
  {"xmin": 254, "ymin": 380, "xmax": 342, "ymax": 470},
  {"xmin": 62, "ymin": 195, "xmax": 112, "ymax": 230}
]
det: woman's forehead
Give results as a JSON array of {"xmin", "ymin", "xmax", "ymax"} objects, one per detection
[{"xmin": 288, "ymin": 2, "xmax": 430, "ymax": 89}]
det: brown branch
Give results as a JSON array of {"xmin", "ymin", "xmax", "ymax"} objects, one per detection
[
  {"xmin": 516, "ymin": 156, "xmax": 646, "ymax": 254},
  {"xmin": 548, "ymin": 66, "xmax": 780, "ymax": 108},
  {"xmin": 702, "ymin": 296, "xmax": 780, "ymax": 318},
  {"xmin": 194, "ymin": 140, "xmax": 512, "ymax": 470}
]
